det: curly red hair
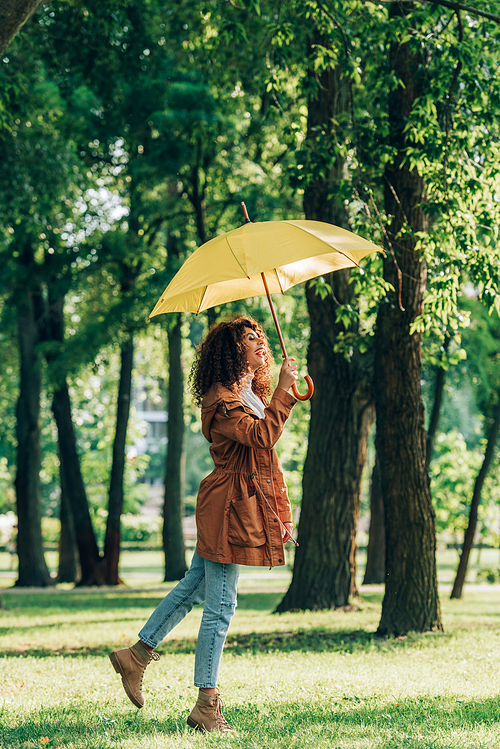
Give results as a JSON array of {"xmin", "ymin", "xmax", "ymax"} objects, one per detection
[{"xmin": 190, "ymin": 317, "xmax": 274, "ymax": 406}]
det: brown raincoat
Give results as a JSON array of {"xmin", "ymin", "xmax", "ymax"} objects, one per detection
[{"xmin": 195, "ymin": 383, "xmax": 296, "ymax": 567}]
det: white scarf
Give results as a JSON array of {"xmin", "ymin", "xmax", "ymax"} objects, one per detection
[{"xmin": 239, "ymin": 373, "xmax": 266, "ymax": 419}]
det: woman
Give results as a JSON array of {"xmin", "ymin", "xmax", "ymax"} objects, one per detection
[{"xmin": 109, "ymin": 317, "xmax": 298, "ymax": 733}]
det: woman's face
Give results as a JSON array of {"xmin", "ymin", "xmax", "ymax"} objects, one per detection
[{"xmin": 243, "ymin": 327, "xmax": 266, "ymax": 373}]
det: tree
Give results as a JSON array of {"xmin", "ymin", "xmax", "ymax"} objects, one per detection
[
  {"xmin": 56, "ymin": 449, "xmax": 78, "ymax": 583},
  {"xmin": 13, "ymin": 239, "xmax": 52, "ymax": 586},
  {"xmin": 46, "ymin": 284, "xmax": 101, "ymax": 585},
  {"xmin": 102, "ymin": 335, "xmax": 133, "ymax": 585},
  {"xmin": 28, "ymin": 0, "xmax": 186, "ymax": 584},
  {"xmin": 277, "ymin": 54, "xmax": 373, "ymax": 612},
  {"xmin": 450, "ymin": 302, "xmax": 500, "ymax": 597},
  {"xmin": 0, "ymin": 0, "xmax": 43, "ymax": 56},
  {"xmin": 372, "ymin": 0, "xmax": 500, "ymax": 632},
  {"xmin": 363, "ymin": 457, "xmax": 386, "ymax": 585},
  {"xmin": 1, "ymin": 3, "xmax": 142, "ymax": 586},
  {"xmin": 276, "ymin": 3, "xmax": 378, "ymax": 611},
  {"xmin": 374, "ymin": 2, "xmax": 443, "ymax": 635},
  {"xmin": 450, "ymin": 392, "xmax": 500, "ymax": 598},
  {"xmin": 163, "ymin": 313, "xmax": 187, "ymax": 581},
  {"xmin": 0, "ymin": 40, "xmax": 86, "ymax": 585}
]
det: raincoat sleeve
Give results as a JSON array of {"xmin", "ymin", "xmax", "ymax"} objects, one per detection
[{"xmin": 212, "ymin": 388, "xmax": 296, "ymax": 449}]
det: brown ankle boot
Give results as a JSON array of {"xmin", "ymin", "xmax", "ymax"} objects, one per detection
[
  {"xmin": 109, "ymin": 640, "xmax": 160, "ymax": 708},
  {"xmin": 187, "ymin": 688, "xmax": 237, "ymax": 733}
]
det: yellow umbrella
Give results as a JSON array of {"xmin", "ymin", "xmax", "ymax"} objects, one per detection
[{"xmin": 150, "ymin": 204, "xmax": 381, "ymax": 400}]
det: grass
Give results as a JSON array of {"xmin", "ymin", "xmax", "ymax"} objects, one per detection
[{"xmin": 1, "ymin": 549, "xmax": 500, "ymax": 748}]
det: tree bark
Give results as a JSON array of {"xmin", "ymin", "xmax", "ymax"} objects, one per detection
[
  {"xmin": 276, "ymin": 52, "xmax": 374, "ymax": 612},
  {"xmin": 52, "ymin": 385, "xmax": 103, "ymax": 584},
  {"xmin": 450, "ymin": 392, "xmax": 500, "ymax": 599},
  {"xmin": 102, "ymin": 336, "xmax": 134, "ymax": 585},
  {"xmin": 47, "ymin": 293, "xmax": 102, "ymax": 585},
  {"xmin": 57, "ymin": 447, "xmax": 78, "ymax": 583},
  {"xmin": 163, "ymin": 314, "xmax": 187, "ymax": 581},
  {"xmin": 0, "ymin": 0, "xmax": 43, "ymax": 56},
  {"xmin": 14, "ymin": 281, "xmax": 51, "ymax": 587},
  {"xmin": 363, "ymin": 456, "xmax": 386, "ymax": 585},
  {"xmin": 374, "ymin": 3, "xmax": 442, "ymax": 635}
]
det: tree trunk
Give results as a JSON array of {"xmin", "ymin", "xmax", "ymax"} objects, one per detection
[
  {"xmin": 14, "ymin": 285, "xmax": 51, "ymax": 587},
  {"xmin": 475, "ymin": 542, "xmax": 482, "ymax": 567},
  {"xmin": 163, "ymin": 314, "xmax": 187, "ymax": 581},
  {"xmin": 450, "ymin": 393, "xmax": 500, "ymax": 599},
  {"xmin": 374, "ymin": 3, "xmax": 442, "ymax": 635},
  {"xmin": 57, "ymin": 448, "xmax": 78, "ymax": 583},
  {"xmin": 363, "ymin": 456, "xmax": 386, "ymax": 585},
  {"xmin": 47, "ymin": 294, "xmax": 101, "ymax": 585},
  {"xmin": 0, "ymin": 0, "xmax": 44, "ymax": 55},
  {"xmin": 276, "ymin": 53, "xmax": 374, "ymax": 612},
  {"xmin": 52, "ymin": 386, "xmax": 103, "ymax": 584},
  {"xmin": 426, "ymin": 336, "xmax": 450, "ymax": 468},
  {"xmin": 102, "ymin": 336, "xmax": 134, "ymax": 585}
]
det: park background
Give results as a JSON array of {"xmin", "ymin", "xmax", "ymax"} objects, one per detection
[{"xmin": 2, "ymin": 0, "xmax": 500, "ymax": 747}]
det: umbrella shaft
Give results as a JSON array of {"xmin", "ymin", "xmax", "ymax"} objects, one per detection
[{"xmin": 261, "ymin": 272, "xmax": 288, "ymax": 359}]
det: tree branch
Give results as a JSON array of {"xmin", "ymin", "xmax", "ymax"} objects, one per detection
[
  {"xmin": 0, "ymin": 0, "xmax": 44, "ymax": 55},
  {"xmin": 378, "ymin": 0, "xmax": 500, "ymax": 25},
  {"xmin": 314, "ymin": 1, "xmax": 359, "ymax": 181}
]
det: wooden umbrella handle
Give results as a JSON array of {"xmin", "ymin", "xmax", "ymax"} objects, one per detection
[
  {"xmin": 259, "ymin": 271, "xmax": 315, "ymax": 402},
  {"xmin": 292, "ymin": 376, "xmax": 315, "ymax": 401}
]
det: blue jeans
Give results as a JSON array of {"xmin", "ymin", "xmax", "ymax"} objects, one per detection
[{"xmin": 138, "ymin": 550, "xmax": 240, "ymax": 689}]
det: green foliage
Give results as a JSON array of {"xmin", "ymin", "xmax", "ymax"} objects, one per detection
[
  {"xmin": 458, "ymin": 300, "xmax": 500, "ymax": 414},
  {"xmin": 0, "ymin": 321, "xmax": 18, "ymax": 500},
  {"xmin": 89, "ymin": 512, "xmax": 161, "ymax": 547},
  {"xmin": 476, "ymin": 567, "xmax": 500, "ymax": 584},
  {"xmin": 430, "ymin": 430, "xmax": 483, "ymax": 541},
  {"xmin": 0, "ymin": 459, "xmax": 15, "ymax": 515},
  {"xmin": 42, "ymin": 508, "xmax": 162, "ymax": 550}
]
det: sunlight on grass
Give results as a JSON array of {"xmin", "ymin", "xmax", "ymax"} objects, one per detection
[{"xmin": 1, "ymin": 582, "xmax": 500, "ymax": 747}]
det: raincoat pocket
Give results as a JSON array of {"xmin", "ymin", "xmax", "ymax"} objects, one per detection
[{"xmin": 228, "ymin": 494, "xmax": 266, "ymax": 547}]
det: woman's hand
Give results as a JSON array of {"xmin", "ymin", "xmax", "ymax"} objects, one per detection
[
  {"xmin": 277, "ymin": 357, "xmax": 298, "ymax": 392},
  {"xmin": 282, "ymin": 522, "xmax": 294, "ymax": 543}
]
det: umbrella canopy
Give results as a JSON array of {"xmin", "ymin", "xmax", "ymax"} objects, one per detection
[
  {"xmin": 149, "ymin": 211, "xmax": 382, "ymax": 400},
  {"xmin": 149, "ymin": 219, "xmax": 381, "ymax": 318}
]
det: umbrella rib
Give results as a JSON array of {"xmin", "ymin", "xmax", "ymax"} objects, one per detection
[
  {"xmin": 331, "ymin": 248, "xmax": 360, "ymax": 268},
  {"xmin": 197, "ymin": 286, "xmax": 209, "ymax": 314},
  {"xmin": 225, "ymin": 234, "xmax": 250, "ymax": 279},
  {"xmin": 273, "ymin": 268, "xmax": 285, "ymax": 294},
  {"xmin": 284, "ymin": 221, "xmax": 364, "ymax": 267}
]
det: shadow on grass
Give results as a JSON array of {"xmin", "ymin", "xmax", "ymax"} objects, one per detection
[
  {"xmin": 0, "ymin": 591, "xmax": 287, "ymax": 615},
  {"xmin": 0, "ymin": 593, "xmax": 172, "ymax": 612},
  {"xmin": 1, "ymin": 694, "xmax": 499, "ymax": 748},
  {"xmin": 0, "ymin": 626, "xmax": 452, "ymax": 659},
  {"xmin": 0, "ymin": 590, "xmax": 382, "ymax": 614}
]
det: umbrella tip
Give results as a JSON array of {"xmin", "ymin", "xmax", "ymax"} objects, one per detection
[{"xmin": 241, "ymin": 201, "xmax": 251, "ymax": 224}]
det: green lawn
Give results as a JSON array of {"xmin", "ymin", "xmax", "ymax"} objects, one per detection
[{"xmin": 1, "ymin": 550, "xmax": 500, "ymax": 748}]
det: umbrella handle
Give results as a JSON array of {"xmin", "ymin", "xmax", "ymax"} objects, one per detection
[
  {"xmin": 259, "ymin": 271, "xmax": 315, "ymax": 402},
  {"xmin": 292, "ymin": 375, "xmax": 314, "ymax": 401}
]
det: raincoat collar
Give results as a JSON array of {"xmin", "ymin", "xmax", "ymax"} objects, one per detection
[{"xmin": 201, "ymin": 383, "xmax": 259, "ymax": 442}]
